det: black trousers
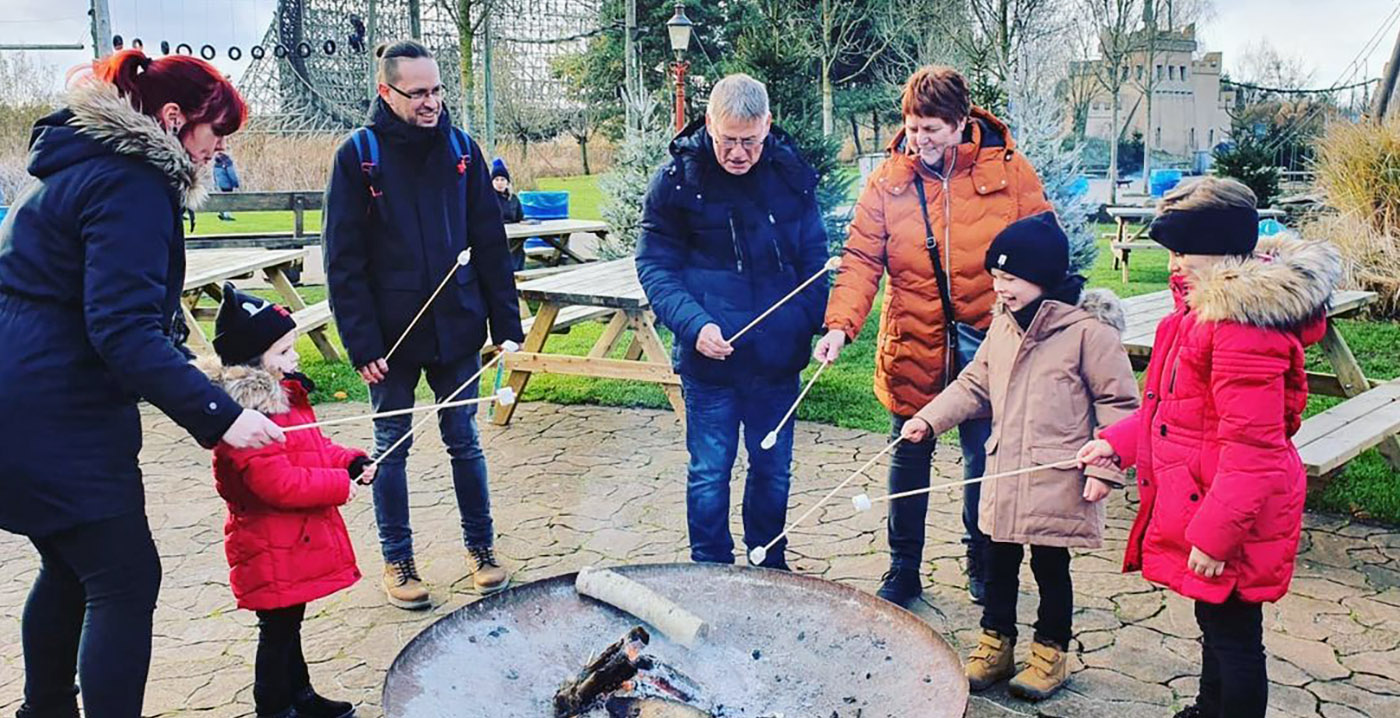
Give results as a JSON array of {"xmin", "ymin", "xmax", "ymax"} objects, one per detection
[
  {"xmin": 255, "ymin": 604, "xmax": 310, "ymax": 715},
  {"xmin": 1194, "ymin": 596, "xmax": 1267, "ymax": 718},
  {"xmin": 980, "ymin": 541, "xmax": 1073, "ymax": 648},
  {"xmin": 20, "ymin": 511, "xmax": 162, "ymax": 718}
]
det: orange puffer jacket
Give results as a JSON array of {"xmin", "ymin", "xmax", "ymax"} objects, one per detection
[{"xmin": 824, "ymin": 107, "xmax": 1052, "ymax": 417}]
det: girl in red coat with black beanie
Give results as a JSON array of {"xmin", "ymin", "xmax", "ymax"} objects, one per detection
[
  {"xmin": 1079, "ymin": 177, "xmax": 1342, "ymax": 718},
  {"xmin": 200, "ymin": 283, "xmax": 369, "ymax": 718}
]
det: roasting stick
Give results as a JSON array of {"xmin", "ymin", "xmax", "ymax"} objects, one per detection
[
  {"xmin": 384, "ymin": 249, "xmax": 473, "ymax": 363},
  {"xmin": 281, "ymin": 388, "xmax": 516, "ymax": 433},
  {"xmin": 760, "ymin": 360, "xmax": 829, "ymax": 450},
  {"xmin": 850, "ymin": 459, "xmax": 1081, "ymax": 511},
  {"xmin": 723, "ymin": 256, "xmax": 842, "ymax": 345},
  {"xmin": 367, "ymin": 340, "xmax": 519, "ymax": 469},
  {"xmin": 747, "ymin": 436, "xmax": 903, "ymax": 566},
  {"xmin": 575, "ymin": 567, "xmax": 709, "ymax": 649}
]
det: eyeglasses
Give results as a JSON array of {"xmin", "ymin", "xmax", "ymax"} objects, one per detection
[
  {"xmin": 386, "ymin": 83, "xmax": 444, "ymax": 102},
  {"xmin": 716, "ymin": 136, "xmax": 764, "ymax": 151}
]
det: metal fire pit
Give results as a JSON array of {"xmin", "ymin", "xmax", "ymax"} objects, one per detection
[{"xmin": 382, "ymin": 563, "xmax": 967, "ymax": 717}]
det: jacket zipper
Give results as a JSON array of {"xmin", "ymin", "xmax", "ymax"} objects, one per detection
[
  {"xmin": 937, "ymin": 147, "xmax": 958, "ymax": 383},
  {"xmin": 728, "ymin": 213, "xmax": 744, "ymax": 274},
  {"xmin": 769, "ymin": 214, "xmax": 787, "ymax": 272}
]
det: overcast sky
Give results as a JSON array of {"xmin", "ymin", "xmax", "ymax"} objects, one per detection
[{"xmin": 2, "ymin": 0, "xmax": 1398, "ymax": 94}]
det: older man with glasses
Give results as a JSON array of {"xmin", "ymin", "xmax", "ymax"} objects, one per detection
[
  {"xmin": 636, "ymin": 74, "xmax": 831, "ymax": 570},
  {"xmin": 322, "ymin": 39, "xmax": 523, "ymax": 610}
]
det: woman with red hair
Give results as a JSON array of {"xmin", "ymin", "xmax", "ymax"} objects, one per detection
[{"xmin": 0, "ymin": 50, "xmax": 284, "ymax": 717}]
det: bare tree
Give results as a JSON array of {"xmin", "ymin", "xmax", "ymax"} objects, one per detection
[
  {"xmin": 962, "ymin": 0, "xmax": 1073, "ymax": 90},
  {"xmin": 810, "ymin": 0, "xmax": 892, "ymax": 136},
  {"xmin": 437, "ymin": 0, "xmax": 508, "ymax": 133},
  {"xmin": 1081, "ymin": 0, "xmax": 1142, "ymax": 204},
  {"xmin": 1235, "ymin": 39, "xmax": 1314, "ymax": 91}
]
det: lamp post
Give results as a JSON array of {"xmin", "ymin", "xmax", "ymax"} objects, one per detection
[{"xmin": 666, "ymin": 1, "xmax": 693, "ymax": 133}]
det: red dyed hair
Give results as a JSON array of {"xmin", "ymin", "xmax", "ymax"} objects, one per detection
[
  {"xmin": 900, "ymin": 66, "xmax": 971, "ymax": 125},
  {"xmin": 93, "ymin": 50, "xmax": 248, "ymax": 136}
]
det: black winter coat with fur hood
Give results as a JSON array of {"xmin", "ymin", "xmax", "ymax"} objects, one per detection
[{"xmin": 0, "ymin": 81, "xmax": 243, "ymax": 536}]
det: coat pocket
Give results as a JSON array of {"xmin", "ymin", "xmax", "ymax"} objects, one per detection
[{"xmin": 1026, "ymin": 445, "xmax": 1086, "ymax": 520}]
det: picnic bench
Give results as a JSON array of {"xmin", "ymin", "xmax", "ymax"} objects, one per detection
[
  {"xmin": 505, "ymin": 218, "xmax": 609, "ymax": 266},
  {"xmin": 1106, "ymin": 206, "xmax": 1287, "ymax": 283},
  {"xmin": 1120, "ymin": 287, "xmax": 1400, "ymax": 478},
  {"xmin": 492, "ymin": 258, "xmax": 684, "ymax": 426},
  {"xmin": 189, "ymin": 191, "xmax": 323, "ymax": 249},
  {"xmin": 181, "ymin": 248, "xmax": 341, "ymax": 362}
]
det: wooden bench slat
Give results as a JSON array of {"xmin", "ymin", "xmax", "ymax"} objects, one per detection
[
  {"xmin": 291, "ymin": 302, "xmax": 333, "ymax": 332},
  {"xmin": 1296, "ymin": 380, "xmax": 1400, "ymax": 476}
]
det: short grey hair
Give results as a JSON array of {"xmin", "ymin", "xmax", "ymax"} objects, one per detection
[{"xmin": 707, "ymin": 74, "xmax": 770, "ymax": 122}]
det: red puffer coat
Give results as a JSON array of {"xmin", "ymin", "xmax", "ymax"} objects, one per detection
[
  {"xmin": 1101, "ymin": 236, "xmax": 1340, "ymax": 604},
  {"xmin": 202, "ymin": 360, "xmax": 363, "ymax": 611}
]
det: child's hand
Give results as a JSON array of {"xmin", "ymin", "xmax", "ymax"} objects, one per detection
[
  {"xmin": 357, "ymin": 463, "xmax": 377, "ymax": 486},
  {"xmin": 1077, "ymin": 439, "xmax": 1118, "ymax": 470},
  {"xmin": 900, "ymin": 417, "xmax": 932, "ymax": 443},
  {"xmin": 1083, "ymin": 477, "xmax": 1112, "ymax": 503},
  {"xmin": 346, "ymin": 477, "xmax": 358, "ymax": 503},
  {"xmin": 1188, "ymin": 546, "xmax": 1227, "ymax": 578}
]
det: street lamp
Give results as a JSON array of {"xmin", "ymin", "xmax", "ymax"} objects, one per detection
[{"xmin": 666, "ymin": 1, "xmax": 693, "ymax": 133}]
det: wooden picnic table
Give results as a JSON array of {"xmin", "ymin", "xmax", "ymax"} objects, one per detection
[
  {"xmin": 492, "ymin": 258, "xmax": 683, "ymax": 426},
  {"xmin": 1119, "ymin": 287, "xmax": 1400, "ymax": 476},
  {"xmin": 1106, "ymin": 206, "xmax": 1287, "ymax": 283},
  {"xmin": 181, "ymin": 248, "xmax": 341, "ymax": 362},
  {"xmin": 505, "ymin": 218, "xmax": 608, "ymax": 266}
]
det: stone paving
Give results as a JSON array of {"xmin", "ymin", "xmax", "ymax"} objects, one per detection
[{"xmin": 1, "ymin": 401, "xmax": 1397, "ymax": 717}]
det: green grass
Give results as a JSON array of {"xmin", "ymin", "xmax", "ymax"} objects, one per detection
[
  {"xmin": 210, "ymin": 176, "xmax": 1400, "ymax": 524},
  {"xmin": 190, "ymin": 210, "xmax": 323, "ymax": 236}
]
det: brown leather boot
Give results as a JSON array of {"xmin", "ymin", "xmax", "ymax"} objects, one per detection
[
  {"xmin": 964, "ymin": 629, "xmax": 1016, "ymax": 691},
  {"xmin": 382, "ymin": 558, "xmax": 430, "ymax": 610},
  {"xmin": 1008, "ymin": 639, "xmax": 1070, "ymax": 701},
  {"xmin": 467, "ymin": 545, "xmax": 511, "ymax": 594}
]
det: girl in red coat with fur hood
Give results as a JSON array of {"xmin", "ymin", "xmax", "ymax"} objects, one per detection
[
  {"xmin": 201, "ymin": 283, "xmax": 369, "ymax": 718},
  {"xmin": 1079, "ymin": 178, "xmax": 1342, "ymax": 718}
]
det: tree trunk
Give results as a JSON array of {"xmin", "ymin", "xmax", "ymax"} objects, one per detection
[
  {"xmin": 579, "ymin": 135, "xmax": 592, "ymax": 175},
  {"xmin": 872, "ymin": 109, "xmax": 880, "ymax": 148},
  {"xmin": 850, "ymin": 113, "xmax": 863, "ymax": 155},
  {"xmin": 820, "ymin": 0, "xmax": 835, "ymax": 136},
  {"xmin": 457, "ymin": 0, "xmax": 476, "ymax": 132},
  {"xmin": 1109, "ymin": 91, "xmax": 1120, "ymax": 205}
]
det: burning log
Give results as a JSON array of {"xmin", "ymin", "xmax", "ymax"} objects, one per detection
[
  {"xmin": 554, "ymin": 627, "xmax": 652, "ymax": 717},
  {"xmin": 576, "ymin": 567, "xmax": 709, "ymax": 648}
]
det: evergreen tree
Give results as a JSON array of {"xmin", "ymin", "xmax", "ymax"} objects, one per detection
[
  {"xmin": 1007, "ymin": 80, "xmax": 1099, "ymax": 274},
  {"xmin": 597, "ymin": 90, "xmax": 672, "ymax": 259}
]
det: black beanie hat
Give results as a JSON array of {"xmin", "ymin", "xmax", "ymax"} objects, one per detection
[
  {"xmin": 213, "ymin": 282, "xmax": 297, "ymax": 366},
  {"xmin": 1148, "ymin": 205, "xmax": 1259, "ymax": 256},
  {"xmin": 984, "ymin": 212, "xmax": 1070, "ymax": 289},
  {"xmin": 491, "ymin": 157, "xmax": 510, "ymax": 182}
]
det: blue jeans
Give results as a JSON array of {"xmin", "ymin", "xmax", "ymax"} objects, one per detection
[
  {"xmin": 369, "ymin": 353, "xmax": 494, "ymax": 563},
  {"xmin": 886, "ymin": 413, "xmax": 991, "ymax": 569},
  {"xmin": 681, "ymin": 374, "xmax": 799, "ymax": 568}
]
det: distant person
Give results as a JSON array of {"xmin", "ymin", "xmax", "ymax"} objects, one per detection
[
  {"xmin": 214, "ymin": 149, "xmax": 241, "ymax": 221},
  {"xmin": 491, "ymin": 158, "xmax": 525, "ymax": 269}
]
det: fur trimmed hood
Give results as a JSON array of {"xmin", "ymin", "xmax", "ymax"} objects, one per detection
[
  {"xmin": 195, "ymin": 357, "xmax": 290, "ymax": 415},
  {"xmin": 60, "ymin": 80, "xmax": 211, "ymax": 209},
  {"xmin": 1187, "ymin": 236, "xmax": 1342, "ymax": 330},
  {"xmin": 1000, "ymin": 286, "xmax": 1128, "ymax": 337}
]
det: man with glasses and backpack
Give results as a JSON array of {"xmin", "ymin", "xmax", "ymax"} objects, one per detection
[{"xmin": 322, "ymin": 39, "xmax": 523, "ymax": 609}]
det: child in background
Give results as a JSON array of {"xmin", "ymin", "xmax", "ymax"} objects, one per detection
[
  {"xmin": 901, "ymin": 212, "xmax": 1139, "ymax": 700},
  {"xmin": 200, "ymin": 283, "xmax": 370, "ymax": 718},
  {"xmin": 1079, "ymin": 177, "xmax": 1342, "ymax": 718},
  {"xmin": 491, "ymin": 158, "xmax": 526, "ymax": 270}
]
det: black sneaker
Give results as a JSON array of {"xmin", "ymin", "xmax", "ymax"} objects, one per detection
[
  {"xmin": 1171, "ymin": 706, "xmax": 1204, "ymax": 718},
  {"xmin": 876, "ymin": 566, "xmax": 923, "ymax": 607},
  {"xmin": 293, "ymin": 687, "xmax": 354, "ymax": 718}
]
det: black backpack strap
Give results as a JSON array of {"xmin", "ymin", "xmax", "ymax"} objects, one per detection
[{"xmin": 912, "ymin": 178, "xmax": 957, "ymax": 333}]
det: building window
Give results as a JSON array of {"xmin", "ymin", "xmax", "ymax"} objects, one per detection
[
  {"xmin": 1122, "ymin": 65, "xmax": 1129, "ymax": 81},
  {"xmin": 1190, "ymin": 127, "xmax": 1197, "ymax": 148},
  {"xmin": 1209, "ymin": 128, "xmax": 1215, "ymax": 145},
  {"xmin": 1156, "ymin": 64, "xmax": 1164, "ymax": 81},
  {"xmin": 1169, "ymin": 66, "xmax": 1176, "ymax": 80},
  {"xmin": 1136, "ymin": 65, "xmax": 1143, "ymax": 80},
  {"xmin": 1155, "ymin": 127, "xmax": 1161, "ymax": 145},
  {"xmin": 1181, "ymin": 65, "xmax": 1188, "ymax": 81}
]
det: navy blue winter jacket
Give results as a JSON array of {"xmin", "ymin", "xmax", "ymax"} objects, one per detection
[{"xmin": 636, "ymin": 120, "xmax": 830, "ymax": 385}]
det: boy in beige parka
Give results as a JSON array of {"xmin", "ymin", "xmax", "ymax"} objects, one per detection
[{"xmin": 901, "ymin": 212, "xmax": 1140, "ymax": 700}]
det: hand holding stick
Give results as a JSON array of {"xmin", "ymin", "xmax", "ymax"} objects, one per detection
[{"xmin": 760, "ymin": 360, "xmax": 829, "ymax": 450}]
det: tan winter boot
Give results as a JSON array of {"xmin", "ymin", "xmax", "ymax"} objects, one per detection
[
  {"xmin": 965, "ymin": 630, "xmax": 1016, "ymax": 691},
  {"xmin": 382, "ymin": 557, "xmax": 431, "ymax": 610},
  {"xmin": 467, "ymin": 545, "xmax": 511, "ymax": 595},
  {"xmin": 1008, "ymin": 639, "xmax": 1070, "ymax": 701}
]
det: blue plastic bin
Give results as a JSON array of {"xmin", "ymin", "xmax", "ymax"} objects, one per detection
[
  {"xmin": 1258, "ymin": 218, "xmax": 1286, "ymax": 237},
  {"xmin": 519, "ymin": 191, "xmax": 569, "ymax": 220},
  {"xmin": 1149, "ymin": 169, "xmax": 1184, "ymax": 198}
]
